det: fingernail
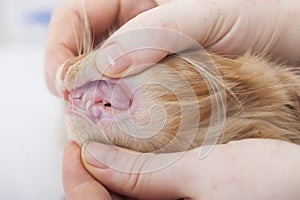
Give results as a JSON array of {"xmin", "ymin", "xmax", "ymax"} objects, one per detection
[
  {"xmin": 95, "ymin": 43, "xmax": 132, "ymax": 76},
  {"xmin": 82, "ymin": 142, "xmax": 115, "ymax": 169}
]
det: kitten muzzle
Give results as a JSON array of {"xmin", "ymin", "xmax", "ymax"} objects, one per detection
[{"xmin": 67, "ymin": 79, "xmax": 132, "ymax": 121}]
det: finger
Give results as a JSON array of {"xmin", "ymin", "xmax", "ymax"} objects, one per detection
[
  {"xmin": 62, "ymin": 142, "xmax": 112, "ymax": 200},
  {"xmin": 44, "ymin": 0, "xmax": 119, "ymax": 96},
  {"xmin": 93, "ymin": 0, "xmax": 225, "ymax": 78},
  {"xmin": 81, "ymin": 140, "xmax": 300, "ymax": 200},
  {"xmin": 81, "ymin": 142, "xmax": 198, "ymax": 199},
  {"xmin": 95, "ymin": 0, "xmax": 283, "ymax": 78},
  {"xmin": 44, "ymin": 0, "xmax": 157, "ymax": 95}
]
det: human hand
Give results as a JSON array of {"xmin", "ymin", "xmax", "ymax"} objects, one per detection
[
  {"xmin": 45, "ymin": 0, "xmax": 300, "ymax": 96},
  {"xmin": 63, "ymin": 142, "xmax": 137, "ymax": 200},
  {"xmin": 63, "ymin": 139, "xmax": 300, "ymax": 200},
  {"xmin": 62, "ymin": 142, "xmax": 111, "ymax": 200}
]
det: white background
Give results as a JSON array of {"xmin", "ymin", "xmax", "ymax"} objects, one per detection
[
  {"xmin": 0, "ymin": 0, "xmax": 66, "ymax": 199},
  {"xmin": 0, "ymin": 45, "xmax": 66, "ymax": 200}
]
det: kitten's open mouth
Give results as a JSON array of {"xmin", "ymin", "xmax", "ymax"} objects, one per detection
[{"xmin": 67, "ymin": 79, "xmax": 132, "ymax": 122}]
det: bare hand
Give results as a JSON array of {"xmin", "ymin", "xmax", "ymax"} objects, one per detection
[{"xmin": 45, "ymin": 0, "xmax": 300, "ymax": 96}]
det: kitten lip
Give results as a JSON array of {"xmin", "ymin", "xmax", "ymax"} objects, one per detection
[{"xmin": 66, "ymin": 79, "xmax": 132, "ymax": 121}]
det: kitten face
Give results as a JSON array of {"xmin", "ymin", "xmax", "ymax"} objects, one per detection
[
  {"xmin": 58, "ymin": 50, "xmax": 215, "ymax": 152},
  {"xmin": 57, "ymin": 50, "xmax": 300, "ymax": 153}
]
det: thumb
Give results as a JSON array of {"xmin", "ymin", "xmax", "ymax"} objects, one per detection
[
  {"xmin": 81, "ymin": 142, "xmax": 199, "ymax": 199},
  {"xmin": 93, "ymin": 0, "xmax": 283, "ymax": 78},
  {"xmin": 93, "ymin": 0, "xmax": 219, "ymax": 78}
]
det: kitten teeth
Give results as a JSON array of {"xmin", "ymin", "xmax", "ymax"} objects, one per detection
[
  {"xmin": 82, "ymin": 93, "xmax": 88, "ymax": 102},
  {"xmin": 69, "ymin": 91, "xmax": 82, "ymax": 100},
  {"xmin": 86, "ymin": 100, "xmax": 94, "ymax": 112},
  {"xmin": 73, "ymin": 93, "xmax": 82, "ymax": 99}
]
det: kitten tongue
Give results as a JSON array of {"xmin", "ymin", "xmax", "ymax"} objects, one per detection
[{"xmin": 69, "ymin": 80, "xmax": 131, "ymax": 111}]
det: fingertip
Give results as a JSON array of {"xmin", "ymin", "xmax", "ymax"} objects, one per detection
[
  {"xmin": 62, "ymin": 141, "xmax": 111, "ymax": 200},
  {"xmin": 62, "ymin": 141, "xmax": 83, "ymax": 182},
  {"xmin": 44, "ymin": 2, "xmax": 79, "ymax": 96},
  {"xmin": 96, "ymin": 2, "xmax": 197, "ymax": 78},
  {"xmin": 95, "ymin": 39, "xmax": 168, "ymax": 78},
  {"xmin": 64, "ymin": 141, "xmax": 80, "ymax": 157},
  {"xmin": 44, "ymin": 70, "xmax": 60, "ymax": 96}
]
